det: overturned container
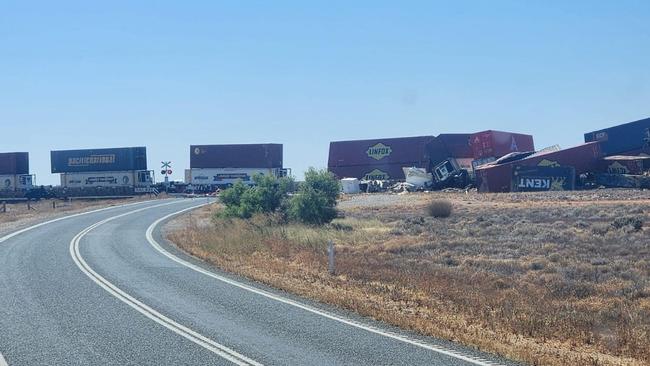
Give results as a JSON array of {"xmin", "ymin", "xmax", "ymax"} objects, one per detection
[
  {"xmin": 476, "ymin": 142, "xmax": 602, "ymax": 193},
  {"xmin": 470, "ymin": 130, "xmax": 535, "ymax": 160},
  {"xmin": 584, "ymin": 116, "xmax": 650, "ymax": 156}
]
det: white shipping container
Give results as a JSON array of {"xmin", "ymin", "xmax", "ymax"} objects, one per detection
[
  {"xmin": 61, "ymin": 170, "xmax": 153, "ymax": 188},
  {"xmin": 61, "ymin": 171, "xmax": 136, "ymax": 188},
  {"xmin": 0, "ymin": 174, "xmax": 34, "ymax": 191},
  {"xmin": 0, "ymin": 175, "xmax": 16, "ymax": 191},
  {"xmin": 190, "ymin": 168, "xmax": 276, "ymax": 186}
]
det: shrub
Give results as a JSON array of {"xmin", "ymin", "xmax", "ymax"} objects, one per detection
[
  {"xmin": 288, "ymin": 168, "xmax": 341, "ymax": 225},
  {"xmin": 426, "ymin": 200, "xmax": 453, "ymax": 218},
  {"xmin": 611, "ymin": 216, "xmax": 643, "ymax": 232},
  {"xmin": 218, "ymin": 174, "xmax": 295, "ymax": 219}
]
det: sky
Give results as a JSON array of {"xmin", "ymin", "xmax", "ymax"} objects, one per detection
[{"xmin": 1, "ymin": 1, "xmax": 649, "ymax": 185}]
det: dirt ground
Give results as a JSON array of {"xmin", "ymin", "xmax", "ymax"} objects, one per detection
[{"xmin": 168, "ymin": 189, "xmax": 650, "ymax": 366}]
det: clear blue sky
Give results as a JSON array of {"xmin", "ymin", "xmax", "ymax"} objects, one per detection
[{"xmin": 1, "ymin": 1, "xmax": 649, "ymax": 185}]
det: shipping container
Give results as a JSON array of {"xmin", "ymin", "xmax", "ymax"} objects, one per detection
[
  {"xmin": 597, "ymin": 156, "xmax": 650, "ymax": 175},
  {"xmin": 476, "ymin": 142, "xmax": 602, "ymax": 192},
  {"xmin": 424, "ymin": 134, "xmax": 473, "ymax": 168},
  {"xmin": 0, "ymin": 152, "xmax": 29, "ymax": 175},
  {"xmin": 584, "ymin": 117, "xmax": 650, "ymax": 156},
  {"xmin": 328, "ymin": 136, "xmax": 435, "ymax": 168},
  {"xmin": 436, "ymin": 134, "xmax": 473, "ymax": 158},
  {"xmin": 511, "ymin": 166, "xmax": 576, "ymax": 192},
  {"xmin": 60, "ymin": 170, "xmax": 152, "ymax": 188},
  {"xmin": 595, "ymin": 174, "xmax": 650, "ymax": 189},
  {"xmin": 190, "ymin": 144, "xmax": 282, "ymax": 169},
  {"xmin": 190, "ymin": 168, "xmax": 279, "ymax": 186},
  {"xmin": 51, "ymin": 147, "xmax": 147, "ymax": 173},
  {"xmin": 329, "ymin": 162, "xmax": 428, "ymax": 181},
  {"xmin": 470, "ymin": 130, "xmax": 535, "ymax": 160},
  {"xmin": 0, "ymin": 174, "xmax": 33, "ymax": 191}
]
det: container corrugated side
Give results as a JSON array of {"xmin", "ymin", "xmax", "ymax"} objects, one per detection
[
  {"xmin": 476, "ymin": 142, "xmax": 601, "ymax": 192},
  {"xmin": 51, "ymin": 147, "xmax": 147, "ymax": 173},
  {"xmin": 584, "ymin": 117, "xmax": 650, "ymax": 156},
  {"xmin": 0, "ymin": 152, "xmax": 29, "ymax": 175},
  {"xmin": 329, "ymin": 162, "xmax": 428, "ymax": 181},
  {"xmin": 436, "ymin": 134, "xmax": 473, "ymax": 158},
  {"xmin": 470, "ymin": 130, "xmax": 535, "ymax": 160},
  {"xmin": 328, "ymin": 136, "xmax": 435, "ymax": 168},
  {"xmin": 190, "ymin": 144, "xmax": 283, "ymax": 169}
]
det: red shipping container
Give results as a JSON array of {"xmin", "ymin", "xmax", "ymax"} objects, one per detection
[
  {"xmin": 470, "ymin": 130, "xmax": 535, "ymax": 160},
  {"xmin": 476, "ymin": 142, "xmax": 602, "ymax": 192}
]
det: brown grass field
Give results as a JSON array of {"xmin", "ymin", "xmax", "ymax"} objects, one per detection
[
  {"xmin": 167, "ymin": 190, "xmax": 650, "ymax": 366},
  {"xmin": 0, "ymin": 196, "xmax": 159, "ymax": 234}
]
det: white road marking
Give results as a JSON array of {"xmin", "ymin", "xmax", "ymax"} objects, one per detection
[
  {"xmin": 0, "ymin": 199, "xmax": 155, "ymax": 245},
  {"xmin": 69, "ymin": 201, "xmax": 261, "ymax": 366},
  {"xmin": 147, "ymin": 206, "xmax": 505, "ymax": 366},
  {"xmin": 0, "ymin": 352, "xmax": 8, "ymax": 366}
]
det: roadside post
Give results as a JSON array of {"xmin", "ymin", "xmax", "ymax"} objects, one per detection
[{"xmin": 328, "ymin": 240, "xmax": 336, "ymax": 275}]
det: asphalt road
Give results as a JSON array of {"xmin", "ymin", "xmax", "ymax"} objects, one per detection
[{"xmin": 0, "ymin": 198, "xmax": 520, "ymax": 366}]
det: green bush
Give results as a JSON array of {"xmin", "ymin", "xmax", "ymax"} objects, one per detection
[
  {"xmin": 218, "ymin": 174, "xmax": 295, "ymax": 219},
  {"xmin": 288, "ymin": 168, "xmax": 340, "ymax": 225}
]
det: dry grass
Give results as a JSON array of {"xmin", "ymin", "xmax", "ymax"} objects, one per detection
[
  {"xmin": 167, "ymin": 191, "xmax": 650, "ymax": 366},
  {"xmin": 0, "ymin": 196, "xmax": 161, "ymax": 234}
]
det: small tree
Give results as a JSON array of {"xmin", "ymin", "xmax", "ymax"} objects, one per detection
[
  {"xmin": 218, "ymin": 174, "xmax": 295, "ymax": 219},
  {"xmin": 289, "ymin": 168, "xmax": 340, "ymax": 225}
]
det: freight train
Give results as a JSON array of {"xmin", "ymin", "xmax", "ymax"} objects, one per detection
[
  {"xmin": 0, "ymin": 152, "xmax": 36, "ymax": 198},
  {"xmin": 50, "ymin": 147, "xmax": 155, "ymax": 197},
  {"xmin": 187, "ymin": 144, "xmax": 289, "ymax": 192}
]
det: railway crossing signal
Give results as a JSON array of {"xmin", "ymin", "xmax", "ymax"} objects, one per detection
[{"xmin": 161, "ymin": 161, "xmax": 172, "ymax": 187}]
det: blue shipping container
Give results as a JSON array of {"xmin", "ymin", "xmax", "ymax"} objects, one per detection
[
  {"xmin": 584, "ymin": 117, "xmax": 650, "ymax": 156},
  {"xmin": 51, "ymin": 147, "xmax": 147, "ymax": 173}
]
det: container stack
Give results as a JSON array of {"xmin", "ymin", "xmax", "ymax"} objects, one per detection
[
  {"xmin": 189, "ymin": 144, "xmax": 286, "ymax": 189},
  {"xmin": 51, "ymin": 147, "xmax": 152, "ymax": 196}
]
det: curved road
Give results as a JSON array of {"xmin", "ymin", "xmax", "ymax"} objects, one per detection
[{"xmin": 0, "ymin": 198, "xmax": 518, "ymax": 366}]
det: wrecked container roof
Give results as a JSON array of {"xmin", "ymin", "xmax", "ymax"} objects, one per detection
[{"xmin": 584, "ymin": 116, "xmax": 650, "ymax": 156}]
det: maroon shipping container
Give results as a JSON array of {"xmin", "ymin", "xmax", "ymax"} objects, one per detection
[
  {"xmin": 190, "ymin": 144, "xmax": 283, "ymax": 169},
  {"xmin": 329, "ymin": 162, "xmax": 427, "ymax": 181},
  {"xmin": 0, "ymin": 152, "xmax": 29, "ymax": 175},
  {"xmin": 470, "ymin": 130, "xmax": 535, "ymax": 160},
  {"xmin": 437, "ymin": 134, "xmax": 473, "ymax": 158},
  {"xmin": 328, "ymin": 136, "xmax": 435, "ymax": 168},
  {"xmin": 476, "ymin": 142, "xmax": 602, "ymax": 192}
]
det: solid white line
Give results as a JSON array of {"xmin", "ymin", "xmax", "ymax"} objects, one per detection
[
  {"xmin": 147, "ymin": 206, "xmax": 504, "ymax": 366},
  {"xmin": 69, "ymin": 201, "xmax": 261, "ymax": 366},
  {"xmin": 0, "ymin": 199, "xmax": 156, "ymax": 245},
  {"xmin": 0, "ymin": 352, "xmax": 8, "ymax": 366}
]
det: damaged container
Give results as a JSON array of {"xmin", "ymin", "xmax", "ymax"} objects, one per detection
[
  {"xmin": 470, "ymin": 130, "xmax": 535, "ymax": 160},
  {"xmin": 597, "ymin": 156, "xmax": 650, "ymax": 175},
  {"xmin": 511, "ymin": 166, "xmax": 576, "ymax": 192},
  {"xmin": 476, "ymin": 142, "xmax": 602, "ymax": 193},
  {"xmin": 584, "ymin": 117, "xmax": 650, "ymax": 156},
  {"xmin": 329, "ymin": 163, "xmax": 425, "ymax": 181}
]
